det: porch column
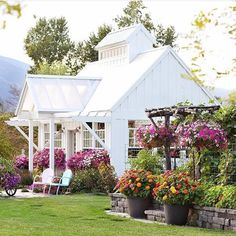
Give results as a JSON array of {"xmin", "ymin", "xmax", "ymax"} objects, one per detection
[
  {"xmin": 28, "ymin": 120, "xmax": 34, "ymax": 172},
  {"xmin": 49, "ymin": 118, "xmax": 55, "ymax": 173}
]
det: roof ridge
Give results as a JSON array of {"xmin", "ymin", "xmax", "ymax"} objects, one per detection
[{"xmin": 107, "ymin": 24, "xmax": 140, "ymax": 36}]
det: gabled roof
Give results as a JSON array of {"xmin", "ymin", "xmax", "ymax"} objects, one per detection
[
  {"xmin": 79, "ymin": 46, "xmax": 169, "ymax": 115},
  {"xmin": 95, "ymin": 24, "xmax": 155, "ymax": 50},
  {"xmin": 16, "ymin": 74, "xmax": 101, "ymax": 116},
  {"xmin": 78, "ymin": 46, "xmax": 217, "ymax": 115}
]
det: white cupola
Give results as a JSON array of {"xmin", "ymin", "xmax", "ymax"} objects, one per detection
[{"xmin": 95, "ymin": 24, "xmax": 155, "ymax": 64}]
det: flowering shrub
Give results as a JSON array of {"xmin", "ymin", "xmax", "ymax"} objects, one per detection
[
  {"xmin": 153, "ymin": 171, "xmax": 200, "ymax": 205},
  {"xmin": 67, "ymin": 149, "xmax": 110, "ymax": 171},
  {"xmin": 136, "ymin": 124, "xmax": 176, "ymax": 149},
  {"xmin": 114, "ymin": 169, "xmax": 156, "ymax": 198},
  {"xmin": 176, "ymin": 121, "xmax": 228, "ymax": 151},
  {"xmin": 0, "ymin": 157, "xmax": 21, "ymax": 189},
  {"xmin": 2, "ymin": 172, "xmax": 21, "ymax": 189},
  {"xmin": 14, "ymin": 154, "xmax": 28, "ymax": 169},
  {"xmin": 33, "ymin": 148, "xmax": 66, "ymax": 170}
]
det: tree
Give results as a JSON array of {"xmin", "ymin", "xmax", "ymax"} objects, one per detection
[
  {"xmin": 181, "ymin": 4, "xmax": 236, "ymax": 85},
  {"xmin": 35, "ymin": 61, "xmax": 70, "ymax": 75},
  {"xmin": 24, "ymin": 17, "xmax": 73, "ymax": 71},
  {"xmin": 66, "ymin": 24, "xmax": 112, "ymax": 73},
  {"xmin": 114, "ymin": 0, "xmax": 177, "ymax": 47},
  {"xmin": 0, "ymin": 0, "xmax": 21, "ymax": 28}
]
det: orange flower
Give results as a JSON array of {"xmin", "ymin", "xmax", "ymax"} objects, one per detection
[
  {"xmin": 176, "ymin": 184, "xmax": 182, "ymax": 189},
  {"xmin": 183, "ymin": 189, "xmax": 188, "ymax": 195},
  {"xmin": 136, "ymin": 178, "xmax": 140, "ymax": 182},
  {"xmin": 137, "ymin": 182, "xmax": 142, "ymax": 188},
  {"xmin": 145, "ymin": 185, "xmax": 150, "ymax": 190},
  {"xmin": 148, "ymin": 179, "xmax": 153, "ymax": 183}
]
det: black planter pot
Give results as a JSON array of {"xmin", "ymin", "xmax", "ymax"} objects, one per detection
[
  {"xmin": 164, "ymin": 204, "xmax": 190, "ymax": 225},
  {"xmin": 127, "ymin": 197, "xmax": 152, "ymax": 218}
]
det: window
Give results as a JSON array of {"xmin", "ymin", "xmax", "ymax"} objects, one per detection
[
  {"xmin": 44, "ymin": 124, "xmax": 62, "ymax": 147},
  {"xmin": 82, "ymin": 122, "xmax": 105, "ymax": 149},
  {"xmin": 128, "ymin": 120, "xmax": 149, "ymax": 158}
]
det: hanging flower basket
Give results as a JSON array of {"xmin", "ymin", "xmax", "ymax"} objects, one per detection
[
  {"xmin": 136, "ymin": 124, "xmax": 176, "ymax": 149},
  {"xmin": 176, "ymin": 120, "xmax": 228, "ymax": 152}
]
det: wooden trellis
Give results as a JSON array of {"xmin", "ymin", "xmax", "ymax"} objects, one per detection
[{"xmin": 145, "ymin": 105, "xmax": 220, "ymax": 171}]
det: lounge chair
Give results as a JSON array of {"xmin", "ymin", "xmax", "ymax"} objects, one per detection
[
  {"xmin": 32, "ymin": 168, "xmax": 54, "ymax": 193},
  {"xmin": 48, "ymin": 169, "xmax": 73, "ymax": 195}
]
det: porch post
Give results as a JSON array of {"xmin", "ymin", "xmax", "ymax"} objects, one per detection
[
  {"xmin": 49, "ymin": 118, "xmax": 55, "ymax": 173},
  {"xmin": 28, "ymin": 120, "xmax": 34, "ymax": 172}
]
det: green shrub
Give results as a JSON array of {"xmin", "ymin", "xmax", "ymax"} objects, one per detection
[
  {"xmin": 70, "ymin": 164, "xmax": 117, "ymax": 194},
  {"xmin": 129, "ymin": 150, "xmax": 162, "ymax": 174},
  {"xmin": 197, "ymin": 184, "xmax": 236, "ymax": 209},
  {"xmin": 19, "ymin": 170, "xmax": 33, "ymax": 186},
  {"xmin": 98, "ymin": 163, "xmax": 117, "ymax": 193}
]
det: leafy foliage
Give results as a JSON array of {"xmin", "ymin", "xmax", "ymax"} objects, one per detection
[
  {"xmin": 24, "ymin": 17, "xmax": 73, "ymax": 72},
  {"xmin": 181, "ymin": 4, "xmax": 236, "ymax": 85},
  {"xmin": 197, "ymin": 185, "xmax": 236, "ymax": 209},
  {"xmin": 66, "ymin": 24, "xmax": 112, "ymax": 74},
  {"xmin": 114, "ymin": 0, "xmax": 177, "ymax": 47},
  {"xmin": 129, "ymin": 150, "xmax": 162, "ymax": 174},
  {"xmin": 0, "ymin": 113, "xmax": 27, "ymax": 159},
  {"xmin": 35, "ymin": 61, "xmax": 70, "ymax": 75},
  {"xmin": 0, "ymin": 0, "xmax": 21, "ymax": 28},
  {"xmin": 70, "ymin": 163, "xmax": 117, "ymax": 194}
]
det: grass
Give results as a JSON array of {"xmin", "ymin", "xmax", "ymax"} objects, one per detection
[{"xmin": 0, "ymin": 194, "xmax": 235, "ymax": 236}]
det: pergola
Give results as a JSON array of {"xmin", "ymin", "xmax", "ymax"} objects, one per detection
[{"xmin": 145, "ymin": 105, "xmax": 221, "ymax": 170}]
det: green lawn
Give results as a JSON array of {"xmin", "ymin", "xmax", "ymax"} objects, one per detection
[{"xmin": 0, "ymin": 194, "xmax": 235, "ymax": 236}]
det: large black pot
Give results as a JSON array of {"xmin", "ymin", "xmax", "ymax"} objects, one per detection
[
  {"xmin": 127, "ymin": 197, "xmax": 152, "ymax": 218},
  {"xmin": 164, "ymin": 204, "xmax": 190, "ymax": 225}
]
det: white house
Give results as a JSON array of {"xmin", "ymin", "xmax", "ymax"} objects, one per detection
[{"xmin": 8, "ymin": 24, "xmax": 217, "ymax": 175}]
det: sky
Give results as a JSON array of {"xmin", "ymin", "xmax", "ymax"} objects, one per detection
[{"xmin": 0, "ymin": 0, "xmax": 235, "ymax": 90}]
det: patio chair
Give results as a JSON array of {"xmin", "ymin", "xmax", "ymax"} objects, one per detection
[
  {"xmin": 48, "ymin": 169, "xmax": 73, "ymax": 195},
  {"xmin": 32, "ymin": 168, "xmax": 54, "ymax": 193}
]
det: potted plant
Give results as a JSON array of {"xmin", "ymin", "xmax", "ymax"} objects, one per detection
[
  {"xmin": 153, "ymin": 171, "xmax": 200, "ymax": 225},
  {"xmin": 114, "ymin": 169, "xmax": 156, "ymax": 218},
  {"xmin": 136, "ymin": 124, "xmax": 176, "ymax": 149}
]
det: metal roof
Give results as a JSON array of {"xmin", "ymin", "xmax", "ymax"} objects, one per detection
[
  {"xmin": 16, "ymin": 75, "xmax": 101, "ymax": 115},
  {"xmin": 95, "ymin": 24, "xmax": 155, "ymax": 49},
  {"xmin": 79, "ymin": 46, "xmax": 169, "ymax": 115}
]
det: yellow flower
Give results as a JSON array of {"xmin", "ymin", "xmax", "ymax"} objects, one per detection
[
  {"xmin": 170, "ymin": 186, "xmax": 177, "ymax": 194},
  {"xmin": 163, "ymin": 195, "xmax": 168, "ymax": 201}
]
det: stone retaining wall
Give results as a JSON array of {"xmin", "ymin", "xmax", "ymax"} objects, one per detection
[
  {"xmin": 191, "ymin": 206, "xmax": 236, "ymax": 231},
  {"xmin": 110, "ymin": 193, "xmax": 128, "ymax": 213},
  {"xmin": 110, "ymin": 193, "xmax": 236, "ymax": 232}
]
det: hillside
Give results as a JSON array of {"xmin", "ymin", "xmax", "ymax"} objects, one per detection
[{"xmin": 0, "ymin": 56, "xmax": 29, "ymax": 111}]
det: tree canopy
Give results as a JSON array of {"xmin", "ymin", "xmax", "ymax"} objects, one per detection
[
  {"xmin": 24, "ymin": 17, "xmax": 73, "ymax": 72},
  {"xmin": 114, "ymin": 0, "xmax": 177, "ymax": 47}
]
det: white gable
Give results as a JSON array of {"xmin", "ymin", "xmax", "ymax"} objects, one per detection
[
  {"xmin": 16, "ymin": 75, "xmax": 101, "ymax": 117},
  {"xmin": 78, "ymin": 46, "xmax": 216, "ymax": 117}
]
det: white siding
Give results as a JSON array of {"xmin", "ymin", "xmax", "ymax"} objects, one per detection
[
  {"xmin": 113, "ymin": 52, "xmax": 212, "ymax": 120},
  {"xmin": 110, "ymin": 117, "xmax": 129, "ymax": 176},
  {"xmin": 129, "ymin": 30, "xmax": 153, "ymax": 62}
]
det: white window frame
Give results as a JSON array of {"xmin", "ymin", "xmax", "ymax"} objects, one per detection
[{"xmin": 82, "ymin": 122, "xmax": 105, "ymax": 149}]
